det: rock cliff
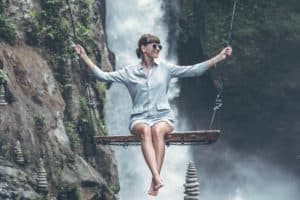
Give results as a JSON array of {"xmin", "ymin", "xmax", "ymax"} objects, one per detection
[{"xmin": 0, "ymin": 0, "xmax": 118, "ymax": 199}]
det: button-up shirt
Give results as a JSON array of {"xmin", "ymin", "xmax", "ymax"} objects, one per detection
[{"xmin": 91, "ymin": 61, "xmax": 209, "ymax": 124}]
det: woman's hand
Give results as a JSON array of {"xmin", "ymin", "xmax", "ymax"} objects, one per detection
[
  {"xmin": 219, "ymin": 46, "xmax": 232, "ymax": 60},
  {"xmin": 74, "ymin": 44, "xmax": 87, "ymax": 58},
  {"xmin": 209, "ymin": 46, "xmax": 233, "ymax": 68},
  {"xmin": 74, "ymin": 44, "xmax": 95, "ymax": 69}
]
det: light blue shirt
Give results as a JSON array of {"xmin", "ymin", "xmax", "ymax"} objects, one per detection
[{"xmin": 91, "ymin": 61, "xmax": 209, "ymax": 124}]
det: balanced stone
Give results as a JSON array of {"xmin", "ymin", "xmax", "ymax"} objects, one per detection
[
  {"xmin": 186, "ymin": 178, "xmax": 198, "ymax": 183},
  {"xmin": 36, "ymin": 158, "xmax": 48, "ymax": 193},
  {"xmin": 0, "ymin": 84, "xmax": 7, "ymax": 106},
  {"xmin": 184, "ymin": 161, "xmax": 200, "ymax": 200},
  {"xmin": 14, "ymin": 140, "xmax": 25, "ymax": 164}
]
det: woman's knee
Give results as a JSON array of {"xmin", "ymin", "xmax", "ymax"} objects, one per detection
[
  {"xmin": 141, "ymin": 129, "xmax": 152, "ymax": 140},
  {"xmin": 152, "ymin": 123, "xmax": 170, "ymax": 140},
  {"xmin": 133, "ymin": 124, "xmax": 151, "ymax": 140}
]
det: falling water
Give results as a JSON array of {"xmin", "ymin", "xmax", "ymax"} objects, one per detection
[{"xmin": 105, "ymin": 0, "xmax": 190, "ymax": 199}]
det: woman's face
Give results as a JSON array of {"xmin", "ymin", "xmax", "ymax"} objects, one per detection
[{"xmin": 142, "ymin": 43, "xmax": 162, "ymax": 59}]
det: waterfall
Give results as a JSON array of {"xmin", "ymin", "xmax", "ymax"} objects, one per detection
[{"xmin": 105, "ymin": 0, "xmax": 190, "ymax": 199}]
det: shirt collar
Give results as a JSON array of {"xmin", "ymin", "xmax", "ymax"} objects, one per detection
[{"xmin": 138, "ymin": 61, "xmax": 158, "ymax": 70}]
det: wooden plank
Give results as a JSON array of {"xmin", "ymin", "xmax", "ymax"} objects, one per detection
[{"xmin": 94, "ymin": 130, "xmax": 220, "ymax": 146}]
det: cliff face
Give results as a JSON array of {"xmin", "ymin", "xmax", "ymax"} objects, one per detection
[
  {"xmin": 165, "ymin": 0, "xmax": 300, "ymax": 198},
  {"xmin": 0, "ymin": 0, "xmax": 118, "ymax": 199}
]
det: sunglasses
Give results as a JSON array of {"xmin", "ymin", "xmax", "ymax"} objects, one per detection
[
  {"xmin": 152, "ymin": 43, "xmax": 162, "ymax": 50},
  {"xmin": 147, "ymin": 43, "xmax": 162, "ymax": 50}
]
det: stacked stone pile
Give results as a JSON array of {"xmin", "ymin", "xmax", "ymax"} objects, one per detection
[
  {"xmin": 184, "ymin": 161, "xmax": 200, "ymax": 200},
  {"xmin": 14, "ymin": 140, "xmax": 24, "ymax": 165},
  {"xmin": 0, "ymin": 84, "xmax": 7, "ymax": 106},
  {"xmin": 36, "ymin": 159, "xmax": 48, "ymax": 193}
]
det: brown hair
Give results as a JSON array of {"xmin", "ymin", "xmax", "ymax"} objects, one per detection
[{"xmin": 136, "ymin": 34, "xmax": 160, "ymax": 58}]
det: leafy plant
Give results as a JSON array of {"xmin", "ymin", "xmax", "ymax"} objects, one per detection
[
  {"xmin": 0, "ymin": 69, "xmax": 8, "ymax": 84},
  {"xmin": 79, "ymin": 97, "xmax": 89, "ymax": 116},
  {"xmin": 95, "ymin": 82, "xmax": 106, "ymax": 100},
  {"xmin": 0, "ymin": 15, "xmax": 17, "ymax": 45},
  {"xmin": 34, "ymin": 115, "xmax": 45, "ymax": 129},
  {"xmin": 78, "ymin": 0, "xmax": 93, "ymax": 27},
  {"xmin": 0, "ymin": 135, "xmax": 11, "ymax": 160},
  {"xmin": 64, "ymin": 121, "xmax": 81, "ymax": 152}
]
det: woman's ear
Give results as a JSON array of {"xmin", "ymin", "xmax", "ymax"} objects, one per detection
[{"xmin": 141, "ymin": 45, "xmax": 147, "ymax": 53}]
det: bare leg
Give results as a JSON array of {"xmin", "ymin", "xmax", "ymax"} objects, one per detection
[
  {"xmin": 152, "ymin": 121, "xmax": 173, "ymax": 173},
  {"xmin": 131, "ymin": 123, "xmax": 161, "ymax": 195},
  {"xmin": 148, "ymin": 121, "xmax": 174, "ymax": 195}
]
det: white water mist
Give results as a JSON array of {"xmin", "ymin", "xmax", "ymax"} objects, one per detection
[
  {"xmin": 196, "ymin": 144, "xmax": 300, "ymax": 200},
  {"xmin": 105, "ymin": 0, "xmax": 190, "ymax": 199}
]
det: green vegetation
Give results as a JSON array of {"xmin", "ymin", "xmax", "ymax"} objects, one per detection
[
  {"xmin": 97, "ymin": 116, "xmax": 107, "ymax": 136},
  {"xmin": 57, "ymin": 182, "xmax": 80, "ymax": 200},
  {"xmin": 177, "ymin": 0, "xmax": 203, "ymax": 44},
  {"xmin": 25, "ymin": 0, "xmax": 96, "ymax": 59},
  {"xmin": 22, "ymin": 147, "xmax": 31, "ymax": 166},
  {"xmin": 79, "ymin": 96, "xmax": 104, "ymax": 135},
  {"xmin": 0, "ymin": 140, "xmax": 11, "ymax": 160},
  {"xmin": 24, "ymin": 0, "xmax": 107, "ymax": 139},
  {"xmin": 78, "ymin": 0, "xmax": 93, "ymax": 27},
  {"xmin": 0, "ymin": 69, "xmax": 8, "ymax": 84},
  {"xmin": 79, "ymin": 97, "xmax": 90, "ymax": 117},
  {"xmin": 64, "ymin": 121, "xmax": 81, "ymax": 152},
  {"xmin": 66, "ymin": 152, "xmax": 76, "ymax": 166},
  {"xmin": 1, "ymin": 0, "xmax": 111, "ymax": 195},
  {"xmin": 203, "ymin": 0, "xmax": 300, "ymax": 82},
  {"xmin": 95, "ymin": 82, "xmax": 107, "ymax": 100},
  {"xmin": 94, "ymin": 81, "xmax": 108, "ymax": 135},
  {"xmin": 35, "ymin": 194, "xmax": 50, "ymax": 200},
  {"xmin": 34, "ymin": 115, "xmax": 45, "ymax": 129},
  {"xmin": 79, "ymin": 96, "xmax": 98, "ymax": 133},
  {"xmin": 0, "ymin": 15, "xmax": 17, "ymax": 45},
  {"xmin": 108, "ymin": 183, "xmax": 120, "ymax": 195},
  {"xmin": 62, "ymin": 83, "xmax": 73, "ymax": 119},
  {"xmin": 54, "ymin": 65, "xmax": 74, "ymax": 121},
  {"xmin": 0, "ymin": 133, "xmax": 12, "ymax": 161},
  {"xmin": 78, "ymin": 97, "xmax": 98, "ymax": 157},
  {"xmin": 24, "ymin": 11, "xmax": 39, "ymax": 45},
  {"xmin": 23, "ymin": 0, "xmax": 108, "ymax": 151},
  {"xmin": 174, "ymin": 0, "xmax": 300, "ymax": 138},
  {"xmin": 29, "ymin": 0, "xmax": 72, "ymax": 56},
  {"xmin": 0, "ymin": 0, "xmax": 17, "ymax": 44},
  {"xmin": 0, "ymin": 0, "xmax": 16, "ymax": 44},
  {"xmin": 47, "ymin": 140, "xmax": 65, "ymax": 190}
]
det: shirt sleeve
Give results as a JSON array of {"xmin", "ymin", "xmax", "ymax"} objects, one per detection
[
  {"xmin": 167, "ymin": 61, "xmax": 209, "ymax": 78},
  {"xmin": 91, "ymin": 65, "xmax": 128, "ymax": 83}
]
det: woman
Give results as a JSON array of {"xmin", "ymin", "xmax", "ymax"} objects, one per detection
[{"xmin": 75, "ymin": 33, "xmax": 232, "ymax": 196}]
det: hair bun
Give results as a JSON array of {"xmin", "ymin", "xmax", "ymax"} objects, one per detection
[{"xmin": 136, "ymin": 48, "xmax": 142, "ymax": 58}]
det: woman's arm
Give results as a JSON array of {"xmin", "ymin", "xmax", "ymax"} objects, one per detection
[
  {"xmin": 169, "ymin": 46, "xmax": 233, "ymax": 78},
  {"xmin": 207, "ymin": 46, "xmax": 232, "ymax": 68},
  {"xmin": 75, "ymin": 44, "xmax": 98, "ymax": 69},
  {"xmin": 74, "ymin": 44, "xmax": 127, "ymax": 83}
]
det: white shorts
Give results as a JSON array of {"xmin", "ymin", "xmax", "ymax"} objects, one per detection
[{"xmin": 129, "ymin": 118, "xmax": 175, "ymax": 132}]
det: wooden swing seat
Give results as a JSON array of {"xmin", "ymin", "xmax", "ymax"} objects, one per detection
[{"xmin": 94, "ymin": 130, "xmax": 220, "ymax": 146}]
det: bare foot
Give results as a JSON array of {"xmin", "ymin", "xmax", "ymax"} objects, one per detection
[
  {"xmin": 148, "ymin": 180, "xmax": 158, "ymax": 196},
  {"xmin": 153, "ymin": 179, "xmax": 164, "ymax": 191},
  {"xmin": 153, "ymin": 176, "xmax": 164, "ymax": 190},
  {"xmin": 148, "ymin": 177, "xmax": 164, "ymax": 196}
]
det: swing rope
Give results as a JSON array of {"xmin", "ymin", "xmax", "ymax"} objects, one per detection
[
  {"xmin": 209, "ymin": 0, "xmax": 238, "ymax": 130},
  {"xmin": 66, "ymin": 0, "xmax": 101, "ymax": 134}
]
